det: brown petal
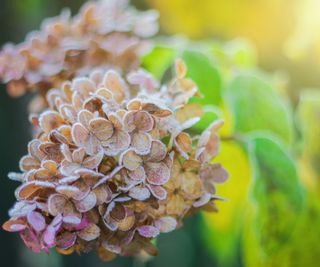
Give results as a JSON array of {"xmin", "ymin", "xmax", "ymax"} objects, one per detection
[
  {"xmin": 127, "ymin": 166, "xmax": 146, "ymax": 181},
  {"xmin": 60, "ymin": 161, "xmax": 80, "ymax": 176},
  {"xmin": 200, "ymin": 163, "xmax": 229, "ymax": 184},
  {"xmin": 98, "ymin": 247, "xmax": 117, "ymax": 261},
  {"xmin": 96, "ymin": 88, "xmax": 113, "ymax": 100},
  {"xmin": 175, "ymin": 103, "xmax": 203, "ymax": 124},
  {"xmin": 72, "ymin": 147, "xmax": 86, "ymax": 164},
  {"xmin": 50, "ymin": 126, "xmax": 73, "ymax": 145},
  {"xmin": 19, "ymin": 156, "xmax": 40, "ymax": 172},
  {"xmin": 127, "ymin": 99, "xmax": 142, "ymax": 110},
  {"xmin": 16, "ymin": 181, "xmax": 54, "ymax": 200},
  {"xmin": 72, "ymin": 123, "xmax": 89, "ymax": 148},
  {"xmin": 175, "ymin": 132, "xmax": 192, "ymax": 159},
  {"xmin": 85, "ymin": 135, "xmax": 102, "ymax": 156},
  {"xmin": 78, "ymin": 109, "xmax": 94, "ymax": 129},
  {"xmin": 103, "ymin": 130, "xmax": 130, "ymax": 155},
  {"xmin": 2, "ymin": 218, "xmax": 26, "ymax": 232},
  {"xmin": 143, "ymin": 140, "xmax": 167, "ymax": 162},
  {"xmin": 141, "ymin": 102, "xmax": 172, "ymax": 117},
  {"xmin": 116, "ymin": 211, "xmax": 135, "ymax": 231},
  {"xmin": 107, "ymin": 113, "xmax": 123, "ymax": 129},
  {"xmin": 28, "ymin": 140, "xmax": 45, "ymax": 161},
  {"xmin": 48, "ymin": 194, "xmax": 68, "ymax": 216},
  {"xmin": 72, "ymin": 77, "xmax": 96, "ymax": 98},
  {"xmin": 72, "ymin": 180, "xmax": 90, "ymax": 201},
  {"xmin": 82, "ymin": 149, "xmax": 104, "ymax": 169},
  {"xmin": 120, "ymin": 149, "xmax": 142, "ymax": 171},
  {"xmin": 166, "ymin": 194, "xmax": 187, "ymax": 216},
  {"xmin": 75, "ymin": 191, "xmax": 97, "ymax": 212},
  {"xmin": 90, "ymin": 118, "xmax": 114, "ymax": 141},
  {"xmin": 175, "ymin": 58, "xmax": 187, "ymax": 79},
  {"xmin": 196, "ymin": 119, "xmax": 224, "ymax": 163},
  {"xmin": 181, "ymin": 172, "xmax": 203, "ymax": 200},
  {"xmin": 131, "ymin": 132, "xmax": 152, "ymax": 155},
  {"xmin": 124, "ymin": 111, "xmax": 154, "ymax": 132},
  {"xmin": 56, "ymin": 232, "xmax": 77, "ymax": 250},
  {"xmin": 145, "ymin": 162, "xmax": 171, "ymax": 185},
  {"xmin": 56, "ymin": 185, "xmax": 81, "ymax": 198},
  {"xmin": 39, "ymin": 111, "xmax": 64, "ymax": 133},
  {"xmin": 93, "ymin": 185, "xmax": 112, "ymax": 205},
  {"xmin": 59, "ymin": 104, "xmax": 77, "ymax": 123},
  {"xmin": 78, "ymin": 223, "xmax": 100, "ymax": 241},
  {"xmin": 34, "ymin": 168, "xmax": 51, "ymax": 180},
  {"xmin": 42, "ymin": 160, "xmax": 58, "ymax": 173},
  {"xmin": 103, "ymin": 70, "xmax": 128, "ymax": 103}
]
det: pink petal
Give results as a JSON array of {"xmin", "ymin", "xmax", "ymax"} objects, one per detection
[
  {"xmin": 43, "ymin": 225, "xmax": 57, "ymax": 247},
  {"xmin": 154, "ymin": 217, "xmax": 177, "ymax": 233},
  {"xmin": 63, "ymin": 215, "xmax": 82, "ymax": 225},
  {"xmin": 75, "ymin": 192, "xmax": 97, "ymax": 213},
  {"xmin": 27, "ymin": 211, "xmax": 46, "ymax": 232},
  {"xmin": 20, "ymin": 228, "xmax": 42, "ymax": 253},
  {"xmin": 136, "ymin": 225, "xmax": 160, "ymax": 238},
  {"xmin": 73, "ymin": 214, "xmax": 89, "ymax": 231},
  {"xmin": 147, "ymin": 185, "xmax": 167, "ymax": 200},
  {"xmin": 145, "ymin": 162, "xmax": 171, "ymax": 185},
  {"xmin": 193, "ymin": 193, "xmax": 211, "ymax": 208},
  {"xmin": 129, "ymin": 186, "xmax": 150, "ymax": 201},
  {"xmin": 56, "ymin": 232, "xmax": 77, "ymax": 249},
  {"xmin": 50, "ymin": 214, "xmax": 63, "ymax": 231}
]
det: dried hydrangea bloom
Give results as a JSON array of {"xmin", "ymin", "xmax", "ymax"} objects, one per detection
[
  {"xmin": 3, "ymin": 59, "xmax": 228, "ymax": 260},
  {"xmin": 0, "ymin": 0, "xmax": 158, "ymax": 109}
]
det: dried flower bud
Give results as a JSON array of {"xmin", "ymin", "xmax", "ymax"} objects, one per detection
[
  {"xmin": 3, "ymin": 60, "xmax": 228, "ymax": 260},
  {"xmin": 0, "ymin": 0, "xmax": 158, "ymax": 111}
]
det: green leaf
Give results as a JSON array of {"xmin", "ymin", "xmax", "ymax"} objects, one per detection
[
  {"xmin": 297, "ymin": 90, "xmax": 320, "ymax": 173},
  {"xmin": 142, "ymin": 46, "xmax": 176, "ymax": 79},
  {"xmin": 244, "ymin": 135, "xmax": 304, "ymax": 267},
  {"xmin": 182, "ymin": 50, "xmax": 222, "ymax": 106},
  {"xmin": 227, "ymin": 75, "xmax": 293, "ymax": 144},
  {"xmin": 193, "ymin": 105, "xmax": 220, "ymax": 131}
]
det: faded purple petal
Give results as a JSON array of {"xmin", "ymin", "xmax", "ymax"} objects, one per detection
[
  {"xmin": 154, "ymin": 217, "xmax": 177, "ymax": 233},
  {"xmin": 27, "ymin": 211, "xmax": 46, "ymax": 232},
  {"xmin": 136, "ymin": 225, "xmax": 159, "ymax": 238}
]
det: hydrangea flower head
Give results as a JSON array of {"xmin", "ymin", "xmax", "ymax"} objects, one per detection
[
  {"xmin": 0, "ymin": 0, "xmax": 158, "ymax": 112},
  {"xmin": 3, "ymin": 59, "xmax": 228, "ymax": 260}
]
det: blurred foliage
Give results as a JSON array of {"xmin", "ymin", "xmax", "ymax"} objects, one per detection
[
  {"xmin": 142, "ymin": 34, "xmax": 320, "ymax": 266},
  {"xmin": 146, "ymin": 0, "xmax": 320, "ymax": 102}
]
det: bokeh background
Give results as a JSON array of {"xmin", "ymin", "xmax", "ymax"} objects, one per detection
[{"xmin": 1, "ymin": 0, "xmax": 320, "ymax": 266}]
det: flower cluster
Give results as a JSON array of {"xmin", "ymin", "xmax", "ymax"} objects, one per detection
[
  {"xmin": 0, "ymin": 0, "xmax": 158, "ymax": 111},
  {"xmin": 2, "ymin": 60, "xmax": 228, "ymax": 260}
]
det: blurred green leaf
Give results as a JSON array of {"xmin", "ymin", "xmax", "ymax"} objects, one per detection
[
  {"xmin": 297, "ymin": 90, "xmax": 320, "ymax": 174},
  {"xmin": 182, "ymin": 50, "xmax": 222, "ymax": 106},
  {"xmin": 244, "ymin": 135, "xmax": 304, "ymax": 267},
  {"xmin": 193, "ymin": 105, "xmax": 220, "ymax": 131},
  {"xmin": 227, "ymin": 75, "xmax": 293, "ymax": 144},
  {"xmin": 202, "ymin": 141, "xmax": 251, "ymax": 267},
  {"xmin": 142, "ymin": 45, "xmax": 176, "ymax": 79}
]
